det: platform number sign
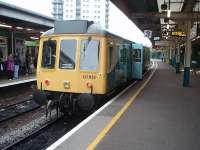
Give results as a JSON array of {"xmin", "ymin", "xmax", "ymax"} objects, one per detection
[{"xmin": 144, "ymin": 30, "xmax": 152, "ymax": 39}]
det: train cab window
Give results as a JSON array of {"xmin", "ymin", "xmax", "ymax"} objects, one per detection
[
  {"xmin": 133, "ymin": 49, "xmax": 141, "ymax": 62},
  {"xmin": 80, "ymin": 40, "xmax": 100, "ymax": 71},
  {"xmin": 41, "ymin": 40, "xmax": 56, "ymax": 69},
  {"xmin": 59, "ymin": 40, "xmax": 77, "ymax": 69}
]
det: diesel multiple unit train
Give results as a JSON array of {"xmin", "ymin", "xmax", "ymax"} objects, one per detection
[{"xmin": 33, "ymin": 20, "xmax": 150, "ymax": 114}]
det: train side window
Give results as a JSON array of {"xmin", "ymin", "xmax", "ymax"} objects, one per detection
[
  {"xmin": 120, "ymin": 45, "xmax": 127, "ymax": 62},
  {"xmin": 41, "ymin": 40, "xmax": 56, "ymax": 69},
  {"xmin": 80, "ymin": 40, "xmax": 100, "ymax": 71},
  {"xmin": 133, "ymin": 49, "xmax": 141, "ymax": 62},
  {"xmin": 59, "ymin": 40, "xmax": 77, "ymax": 69}
]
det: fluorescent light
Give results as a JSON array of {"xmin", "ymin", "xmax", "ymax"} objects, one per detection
[
  {"xmin": 0, "ymin": 24, "xmax": 12, "ymax": 28},
  {"xmin": 167, "ymin": 10, "xmax": 171, "ymax": 18},
  {"xmin": 167, "ymin": 24, "xmax": 170, "ymax": 29},
  {"xmin": 16, "ymin": 26, "xmax": 23, "ymax": 30},
  {"xmin": 26, "ymin": 28, "xmax": 32, "ymax": 31},
  {"xmin": 167, "ymin": 32, "xmax": 169, "ymax": 35},
  {"xmin": 30, "ymin": 36, "xmax": 39, "ymax": 40}
]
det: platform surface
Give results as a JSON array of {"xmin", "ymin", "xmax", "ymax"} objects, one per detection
[
  {"xmin": 0, "ymin": 75, "xmax": 36, "ymax": 88},
  {"xmin": 47, "ymin": 62, "xmax": 200, "ymax": 150},
  {"xmin": 96, "ymin": 62, "xmax": 200, "ymax": 150}
]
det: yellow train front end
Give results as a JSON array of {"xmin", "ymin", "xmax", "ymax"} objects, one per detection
[
  {"xmin": 34, "ymin": 33, "xmax": 108, "ymax": 113},
  {"xmin": 37, "ymin": 35, "xmax": 107, "ymax": 94}
]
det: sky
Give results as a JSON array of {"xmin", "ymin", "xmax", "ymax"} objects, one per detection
[{"xmin": 0, "ymin": 0, "xmax": 152, "ymax": 47}]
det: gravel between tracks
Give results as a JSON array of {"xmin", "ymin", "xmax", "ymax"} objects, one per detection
[{"xmin": 0, "ymin": 108, "xmax": 58, "ymax": 149}]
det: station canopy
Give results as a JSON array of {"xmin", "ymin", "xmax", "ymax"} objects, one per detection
[
  {"xmin": 111, "ymin": 0, "xmax": 199, "ymax": 42},
  {"xmin": 0, "ymin": 1, "xmax": 54, "ymax": 39}
]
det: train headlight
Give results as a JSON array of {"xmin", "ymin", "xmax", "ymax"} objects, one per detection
[{"xmin": 64, "ymin": 81, "xmax": 70, "ymax": 89}]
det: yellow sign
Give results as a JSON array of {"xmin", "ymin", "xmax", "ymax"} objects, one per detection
[{"xmin": 171, "ymin": 32, "xmax": 186, "ymax": 37}]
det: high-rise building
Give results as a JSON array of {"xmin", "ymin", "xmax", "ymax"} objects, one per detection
[
  {"xmin": 52, "ymin": 0, "xmax": 109, "ymax": 29},
  {"xmin": 52, "ymin": 0, "xmax": 64, "ymax": 21}
]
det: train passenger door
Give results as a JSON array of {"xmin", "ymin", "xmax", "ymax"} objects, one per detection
[
  {"xmin": 127, "ymin": 44, "xmax": 133, "ymax": 81},
  {"xmin": 132, "ymin": 44, "xmax": 143, "ymax": 79},
  {"xmin": 119, "ymin": 44, "xmax": 129, "ymax": 82}
]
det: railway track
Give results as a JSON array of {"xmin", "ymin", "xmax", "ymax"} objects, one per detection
[
  {"xmin": 0, "ymin": 99, "xmax": 40, "ymax": 123},
  {"xmin": 2, "ymin": 116, "xmax": 62, "ymax": 150}
]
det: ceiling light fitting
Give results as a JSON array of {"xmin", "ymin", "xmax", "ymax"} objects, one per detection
[{"xmin": 0, "ymin": 24, "xmax": 12, "ymax": 28}]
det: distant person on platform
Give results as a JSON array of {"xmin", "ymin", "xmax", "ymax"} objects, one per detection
[
  {"xmin": 13, "ymin": 54, "xmax": 20, "ymax": 79},
  {"xmin": 6, "ymin": 54, "xmax": 14, "ymax": 80}
]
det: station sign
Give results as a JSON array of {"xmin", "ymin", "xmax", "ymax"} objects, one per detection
[
  {"xmin": 153, "ymin": 37, "xmax": 160, "ymax": 41},
  {"xmin": 171, "ymin": 31, "xmax": 186, "ymax": 37},
  {"xmin": 144, "ymin": 30, "xmax": 152, "ymax": 38},
  {"xmin": 155, "ymin": 40, "xmax": 169, "ymax": 47},
  {"xmin": 25, "ymin": 41, "xmax": 39, "ymax": 46}
]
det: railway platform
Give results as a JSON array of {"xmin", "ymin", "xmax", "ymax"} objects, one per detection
[
  {"xmin": 47, "ymin": 62, "xmax": 200, "ymax": 150},
  {"xmin": 0, "ymin": 75, "xmax": 36, "ymax": 88}
]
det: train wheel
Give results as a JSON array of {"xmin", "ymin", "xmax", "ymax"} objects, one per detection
[{"xmin": 77, "ymin": 94, "xmax": 95, "ymax": 112}]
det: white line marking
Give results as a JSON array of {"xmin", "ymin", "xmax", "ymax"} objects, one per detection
[
  {"xmin": 46, "ymin": 81, "xmax": 137, "ymax": 150},
  {"xmin": 0, "ymin": 78, "xmax": 36, "ymax": 88}
]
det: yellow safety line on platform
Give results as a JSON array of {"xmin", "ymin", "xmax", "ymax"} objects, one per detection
[{"xmin": 86, "ymin": 62, "xmax": 158, "ymax": 150}]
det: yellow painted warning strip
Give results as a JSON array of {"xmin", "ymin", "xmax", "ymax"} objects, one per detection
[{"xmin": 87, "ymin": 62, "xmax": 158, "ymax": 150}]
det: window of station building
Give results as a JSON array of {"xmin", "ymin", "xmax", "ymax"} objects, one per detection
[
  {"xmin": 80, "ymin": 39, "xmax": 100, "ymax": 71},
  {"xmin": 41, "ymin": 40, "xmax": 56, "ymax": 69},
  {"xmin": 59, "ymin": 40, "xmax": 77, "ymax": 69}
]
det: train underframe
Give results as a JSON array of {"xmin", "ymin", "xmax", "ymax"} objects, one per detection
[{"xmin": 33, "ymin": 90, "xmax": 102, "ymax": 116}]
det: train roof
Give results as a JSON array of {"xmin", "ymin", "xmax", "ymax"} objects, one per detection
[{"xmin": 42, "ymin": 20, "xmax": 133, "ymax": 43}]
